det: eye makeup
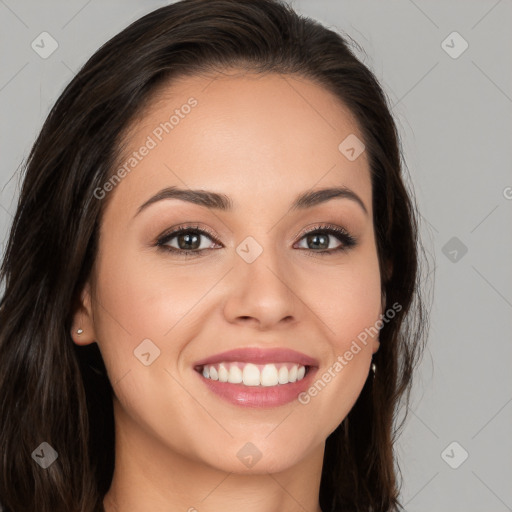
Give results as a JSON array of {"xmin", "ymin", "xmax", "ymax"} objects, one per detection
[{"xmin": 154, "ymin": 222, "xmax": 357, "ymax": 258}]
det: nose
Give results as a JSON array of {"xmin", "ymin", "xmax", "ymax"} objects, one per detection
[{"xmin": 222, "ymin": 245, "xmax": 299, "ymax": 331}]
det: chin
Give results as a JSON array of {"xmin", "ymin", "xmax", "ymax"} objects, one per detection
[{"xmin": 199, "ymin": 435, "xmax": 319, "ymax": 475}]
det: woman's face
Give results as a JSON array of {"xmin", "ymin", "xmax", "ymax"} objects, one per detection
[{"xmin": 75, "ymin": 70, "xmax": 382, "ymax": 474}]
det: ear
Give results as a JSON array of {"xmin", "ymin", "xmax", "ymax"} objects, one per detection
[{"xmin": 71, "ymin": 281, "xmax": 96, "ymax": 346}]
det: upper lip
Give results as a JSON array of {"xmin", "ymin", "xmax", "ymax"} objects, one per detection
[{"xmin": 193, "ymin": 347, "xmax": 319, "ymax": 368}]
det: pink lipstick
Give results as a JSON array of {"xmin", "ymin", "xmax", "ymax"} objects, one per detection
[{"xmin": 193, "ymin": 347, "xmax": 319, "ymax": 408}]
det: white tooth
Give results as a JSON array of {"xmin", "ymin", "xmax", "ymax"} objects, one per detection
[
  {"xmin": 278, "ymin": 365, "xmax": 289, "ymax": 384},
  {"xmin": 209, "ymin": 365, "xmax": 219, "ymax": 380},
  {"xmin": 297, "ymin": 365, "xmax": 306, "ymax": 380},
  {"xmin": 202, "ymin": 366, "xmax": 210, "ymax": 379},
  {"xmin": 261, "ymin": 364, "xmax": 279, "ymax": 386},
  {"xmin": 228, "ymin": 364, "xmax": 243, "ymax": 384},
  {"xmin": 242, "ymin": 363, "xmax": 261, "ymax": 386},
  {"xmin": 218, "ymin": 363, "xmax": 229, "ymax": 382},
  {"xmin": 288, "ymin": 365, "xmax": 298, "ymax": 382}
]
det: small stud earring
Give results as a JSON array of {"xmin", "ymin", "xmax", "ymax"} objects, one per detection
[
  {"xmin": 371, "ymin": 362, "xmax": 376, "ymax": 379},
  {"xmin": 77, "ymin": 328, "xmax": 83, "ymax": 335}
]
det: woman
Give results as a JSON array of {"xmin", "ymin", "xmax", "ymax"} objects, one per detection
[{"xmin": 0, "ymin": 0, "xmax": 429, "ymax": 511}]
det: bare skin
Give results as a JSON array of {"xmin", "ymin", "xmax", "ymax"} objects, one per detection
[{"xmin": 72, "ymin": 70, "xmax": 382, "ymax": 512}]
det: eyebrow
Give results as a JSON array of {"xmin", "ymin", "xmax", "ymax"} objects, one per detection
[{"xmin": 134, "ymin": 185, "xmax": 368, "ymax": 218}]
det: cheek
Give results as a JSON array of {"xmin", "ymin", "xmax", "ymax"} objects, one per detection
[
  {"xmin": 292, "ymin": 296, "xmax": 380, "ymax": 444},
  {"xmin": 296, "ymin": 251, "xmax": 381, "ymax": 419},
  {"xmin": 93, "ymin": 246, "xmax": 206, "ymax": 338},
  {"xmin": 90, "ymin": 249, "xmax": 207, "ymax": 436},
  {"xmin": 90, "ymin": 245, "xmax": 196, "ymax": 381},
  {"xmin": 331, "ymin": 269, "xmax": 381, "ymax": 346},
  {"xmin": 304, "ymin": 255, "xmax": 382, "ymax": 349}
]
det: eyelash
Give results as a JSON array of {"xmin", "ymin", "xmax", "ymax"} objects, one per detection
[{"xmin": 155, "ymin": 223, "xmax": 357, "ymax": 257}]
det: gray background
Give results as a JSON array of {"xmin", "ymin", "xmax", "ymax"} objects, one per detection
[{"xmin": 1, "ymin": 1, "xmax": 511, "ymax": 511}]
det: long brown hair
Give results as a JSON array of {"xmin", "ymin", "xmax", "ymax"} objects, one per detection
[{"xmin": 0, "ymin": 1, "xmax": 429, "ymax": 510}]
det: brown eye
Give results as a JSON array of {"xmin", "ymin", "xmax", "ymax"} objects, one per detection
[
  {"xmin": 156, "ymin": 225, "xmax": 221, "ymax": 256},
  {"xmin": 174, "ymin": 231, "xmax": 202, "ymax": 251},
  {"xmin": 301, "ymin": 232, "xmax": 333, "ymax": 251},
  {"xmin": 294, "ymin": 225, "xmax": 357, "ymax": 255}
]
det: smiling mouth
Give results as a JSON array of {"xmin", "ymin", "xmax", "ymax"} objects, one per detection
[{"xmin": 194, "ymin": 361, "xmax": 312, "ymax": 387}]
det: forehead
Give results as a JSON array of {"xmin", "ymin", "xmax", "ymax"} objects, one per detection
[{"xmin": 106, "ymin": 70, "xmax": 371, "ymax": 218}]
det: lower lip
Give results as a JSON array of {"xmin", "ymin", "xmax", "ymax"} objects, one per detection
[{"xmin": 195, "ymin": 367, "xmax": 318, "ymax": 408}]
